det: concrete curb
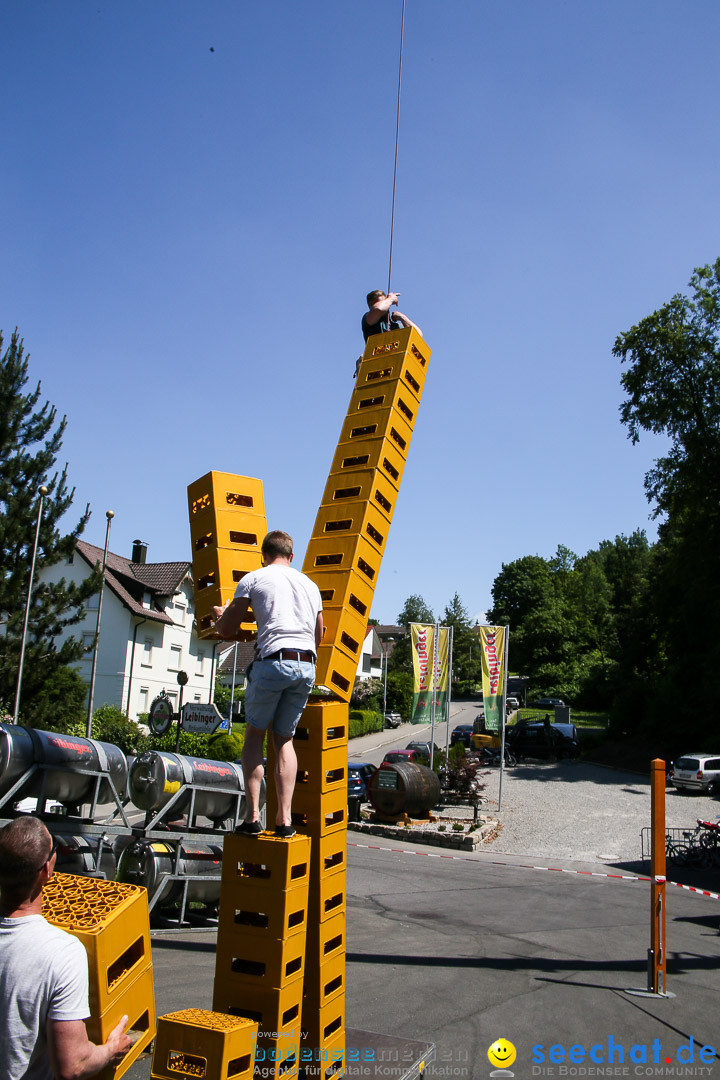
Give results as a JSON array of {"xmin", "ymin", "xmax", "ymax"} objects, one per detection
[{"xmin": 347, "ymin": 817, "xmax": 499, "ymax": 851}]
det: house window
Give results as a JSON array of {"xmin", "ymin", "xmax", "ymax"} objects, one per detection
[
  {"xmin": 139, "ymin": 687, "xmax": 149, "ymax": 713},
  {"xmin": 197, "ymin": 650, "xmax": 206, "ymax": 676},
  {"xmin": 86, "ymin": 593, "xmax": 99, "ymax": 611},
  {"xmin": 141, "ymin": 639, "xmax": 153, "ymax": 667},
  {"xmin": 362, "ymin": 655, "xmax": 373, "ymax": 673},
  {"xmin": 66, "ymin": 553, "xmax": 74, "ymax": 565},
  {"xmin": 142, "ymin": 591, "xmax": 152, "ymax": 610},
  {"xmin": 82, "ymin": 633, "xmax": 95, "ymax": 660},
  {"xmin": 194, "ymin": 694, "xmax": 202, "ymax": 703},
  {"xmin": 173, "ymin": 601, "xmax": 187, "ymax": 626},
  {"xmin": 166, "ymin": 691, "xmax": 178, "ymax": 712},
  {"xmin": 169, "ymin": 645, "xmax": 182, "ymax": 671}
]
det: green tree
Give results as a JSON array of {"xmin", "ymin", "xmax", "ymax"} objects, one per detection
[
  {"xmin": 0, "ymin": 330, "xmax": 99, "ymax": 722},
  {"xmin": 387, "ymin": 594, "xmax": 435, "ymax": 673},
  {"xmin": 614, "ymin": 260, "xmax": 720, "ymax": 739},
  {"xmin": 441, "ymin": 592, "xmax": 478, "ymax": 687}
]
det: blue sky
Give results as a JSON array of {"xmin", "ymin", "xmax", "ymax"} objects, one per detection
[{"xmin": 2, "ymin": 1, "xmax": 718, "ymax": 625}]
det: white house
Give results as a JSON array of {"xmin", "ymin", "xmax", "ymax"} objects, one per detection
[
  {"xmin": 355, "ymin": 626, "xmax": 382, "ymax": 681},
  {"xmin": 38, "ymin": 540, "xmax": 216, "ymax": 720}
]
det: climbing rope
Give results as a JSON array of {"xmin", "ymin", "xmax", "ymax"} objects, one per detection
[{"xmin": 387, "ymin": 0, "xmax": 406, "ymax": 296}]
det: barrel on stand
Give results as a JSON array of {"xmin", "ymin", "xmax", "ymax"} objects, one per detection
[
  {"xmin": 367, "ymin": 761, "xmax": 440, "ymax": 817},
  {"xmin": 128, "ymin": 751, "xmax": 253, "ymax": 825}
]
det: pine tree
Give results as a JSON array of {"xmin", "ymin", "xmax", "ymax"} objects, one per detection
[{"xmin": 0, "ymin": 329, "xmax": 100, "ymax": 723}]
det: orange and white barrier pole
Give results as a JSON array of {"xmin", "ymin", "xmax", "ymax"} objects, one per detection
[{"xmin": 650, "ymin": 758, "xmax": 667, "ymax": 994}]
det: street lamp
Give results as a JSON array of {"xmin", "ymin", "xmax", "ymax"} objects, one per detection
[
  {"xmin": 175, "ymin": 670, "xmax": 189, "ymax": 752},
  {"xmin": 86, "ymin": 510, "xmax": 114, "ymax": 736},
  {"xmin": 382, "ymin": 636, "xmax": 395, "ymax": 717},
  {"xmin": 13, "ymin": 486, "xmax": 49, "ymax": 724}
]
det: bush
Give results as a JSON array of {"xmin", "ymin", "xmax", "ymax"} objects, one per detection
[
  {"xmin": 206, "ymin": 728, "xmax": 244, "ymax": 761},
  {"xmin": 22, "ymin": 666, "xmax": 87, "ymax": 730},
  {"xmin": 348, "ymin": 709, "xmax": 383, "ymax": 738}
]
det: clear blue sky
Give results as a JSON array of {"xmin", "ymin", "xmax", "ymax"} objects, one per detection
[{"xmin": 3, "ymin": 2, "xmax": 718, "ymax": 625}]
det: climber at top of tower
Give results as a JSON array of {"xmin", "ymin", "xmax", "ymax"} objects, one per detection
[{"xmin": 361, "ymin": 290, "xmax": 423, "ymax": 342}]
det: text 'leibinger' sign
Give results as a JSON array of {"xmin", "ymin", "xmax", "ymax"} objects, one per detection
[{"xmin": 180, "ymin": 703, "xmax": 229, "ymax": 734}]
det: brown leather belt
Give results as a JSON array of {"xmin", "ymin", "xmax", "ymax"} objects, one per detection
[{"xmin": 263, "ymin": 649, "xmax": 315, "ymax": 663}]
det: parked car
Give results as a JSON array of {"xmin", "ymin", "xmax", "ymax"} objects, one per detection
[
  {"xmin": 506, "ymin": 696, "xmax": 520, "ymax": 711},
  {"xmin": 383, "ymin": 711, "xmax": 402, "ymax": 729},
  {"xmin": 380, "ymin": 749, "xmax": 424, "ymax": 766},
  {"xmin": 669, "ymin": 754, "xmax": 720, "ymax": 795},
  {"xmin": 450, "ymin": 724, "xmax": 474, "ymax": 748},
  {"xmin": 536, "ymin": 697, "xmax": 566, "ymax": 708},
  {"xmin": 348, "ymin": 761, "xmax": 376, "ymax": 802},
  {"xmin": 405, "ymin": 740, "xmax": 440, "ymax": 761},
  {"xmin": 506, "ymin": 720, "xmax": 579, "ymax": 760}
]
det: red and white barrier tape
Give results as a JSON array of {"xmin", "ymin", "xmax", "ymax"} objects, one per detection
[{"xmin": 348, "ymin": 842, "xmax": 720, "ymax": 901}]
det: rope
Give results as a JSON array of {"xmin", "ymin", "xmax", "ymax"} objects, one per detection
[{"xmin": 387, "ymin": 0, "xmax": 406, "ymax": 296}]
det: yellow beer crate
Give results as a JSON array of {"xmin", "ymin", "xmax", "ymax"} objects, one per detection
[
  {"xmin": 337, "ymin": 406, "xmax": 413, "ymax": 461},
  {"xmin": 294, "ymin": 702, "xmax": 349, "ymax": 750},
  {"xmin": 294, "ymin": 744, "xmax": 348, "ymax": 796},
  {"xmin": 307, "ymin": 832, "xmax": 346, "ymax": 879},
  {"xmin": 348, "ymin": 379, "xmax": 419, "ymax": 426},
  {"xmin": 217, "ymin": 888, "xmax": 308, "ymax": 944},
  {"xmin": 320, "ymin": 468, "xmax": 397, "ymax": 525},
  {"xmin": 215, "ymin": 931, "xmax": 306, "ymax": 991},
  {"xmin": 314, "ymin": 644, "xmax": 360, "ymax": 701},
  {"xmin": 86, "ymin": 963, "xmax": 156, "ymax": 1080},
  {"xmin": 302, "ymin": 952, "xmax": 345, "ymax": 1009},
  {"xmin": 187, "ymin": 473, "xmax": 266, "ymax": 522},
  {"xmin": 289, "ymin": 786, "xmax": 346, "ymax": 839},
  {"xmin": 306, "ymin": 875, "xmax": 346, "ymax": 924},
  {"xmin": 300, "ymin": 997, "xmax": 345, "ymax": 1054},
  {"xmin": 329, "ymin": 435, "xmax": 406, "ymax": 493},
  {"xmin": 310, "ymin": 571, "xmax": 375, "ymax": 627},
  {"xmin": 43, "ymin": 875, "xmax": 151, "ymax": 1018},
  {"xmin": 303, "ymin": 532, "xmax": 382, "ymax": 586},
  {"xmin": 318, "ymin": 605, "xmax": 367, "ymax": 661},
  {"xmin": 304, "ymin": 912, "xmax": 346, "ymax": 969},
  {"xmin": 212, "ymin": 979, "xmax": 303, "ymax": 1038},
  {"xmin": 151, "ymin": 1009, "xmax": 257, "ymax": 1080},
  {"xmin": 311, "ymin": 501, "xmax": 390, "ymax": 557},
  {"xmin": 297, "ymin": 1029, "xmax": 345, "ymax": 1080},
  {"xmin": 222, "ymin": 833, "xmax": 311, "ymax": 895}
]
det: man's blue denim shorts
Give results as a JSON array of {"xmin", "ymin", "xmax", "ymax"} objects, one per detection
[{"xmin": 244, "ymin": 659, "xmax": 315, "ymax": 738}]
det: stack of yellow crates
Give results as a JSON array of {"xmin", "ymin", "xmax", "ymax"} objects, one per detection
[
  {"xmin": 304, "ymin": 326, "xmax": 430, "ymax": 699},
  {"xmin": 42, "ymin": 874, "xmax": 155, "ymax": 1079},
  {"xmin": 213, "ymin": 833, "xmax": 312, "ymax": 1078},
  {"xmin": 151, "ymin": 1009, "xmax": 257, "ymax": 1080},
  {"xmin": 187, "ymin": 471, "xmax": 267, "ymax": 639}
]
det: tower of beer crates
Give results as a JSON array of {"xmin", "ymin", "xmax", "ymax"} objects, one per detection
[
  {"xmin": 296, "ymin": 325, "xmax": 431, "ymax": 1075},
  {"xmin": 187, "ymin": 471, "xmax": 267, "ymax": 641}
]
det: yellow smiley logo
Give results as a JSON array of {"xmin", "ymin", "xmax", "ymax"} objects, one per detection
[{"xmin": 488, "ymin": 1039, "xmax": 517, "ymax": 1069}]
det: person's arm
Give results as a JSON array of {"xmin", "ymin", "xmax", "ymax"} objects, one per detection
[
  {"xmin": 212, "ymin": 596, "xmax": 252, "ymax": 639},
  {"xmin": 392, "ymin": 310, "xmax": 423, "ymax": 336},
  {"xmin": 364, "ymin": 292, "xmax": 400, "ymax": 327},
  {"xmin": 315, "ymin": 611, "xmax": 324, "ymax": 650},
  {"xmin": 47, "ymin": 1015, "xmax": 132, "ymax": 1080}
]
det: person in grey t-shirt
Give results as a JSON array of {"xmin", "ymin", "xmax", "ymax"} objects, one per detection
[
  {"xmin": 0, "ymin": 816, "xmax": 132, "ymax": 1080},
  {"xmin": 213, "ymin": 530, "xmax": 323, "ymax": 839}
]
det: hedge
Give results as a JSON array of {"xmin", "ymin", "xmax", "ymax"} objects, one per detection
[{"xmin": 348, "ymin": 709, "xmax": 383, "ymax": 738}]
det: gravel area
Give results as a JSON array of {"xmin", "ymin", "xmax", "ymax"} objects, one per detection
[{"xmin": 475, "ymin": 759, "xmax": 720, "ymax": 863}]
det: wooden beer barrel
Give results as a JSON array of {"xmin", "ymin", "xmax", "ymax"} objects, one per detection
[{"xmin": 367, "ymin": 762, "xmax": 440, "ymax": 817}]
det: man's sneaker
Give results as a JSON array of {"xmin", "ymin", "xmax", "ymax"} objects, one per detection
[
  {"xmin": 235, "ymin": 820, "xmax": 262, "ymax": 836},
  {"xmin": 274, "ymin": 824, "xmax": 296, "ymax": 839}
]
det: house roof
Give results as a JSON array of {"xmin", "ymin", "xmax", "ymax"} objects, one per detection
[
  {"xmin": 217, "ymin": 642, "xmax": 256, "ymax": 679},
  {"xmin": 375, "ymin": 624, "xmax": 405, "ymax": 638},
  {"xmin": 76, "ymin": 540, "xmax": 191, "ymax": 625}
]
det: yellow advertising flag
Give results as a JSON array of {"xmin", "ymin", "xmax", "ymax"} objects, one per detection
[
  {"xmin": 478, "ymin": 625, "xmax": 506, "ymax": 732},
  {"xmin": 410, "ymin": 624, "xmax": 449, "ymax": 723}
]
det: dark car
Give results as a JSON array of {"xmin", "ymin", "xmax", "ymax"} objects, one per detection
[
  {"xmin": 450, "ymin": 724, "xmax": 474, "ymax": 748},
  {"xmin": 405, "ymin": 740, "xmax": 440, "ymax": 762},
  {"xmin": 348, "ymin": 761, "xmax": 376, "ymax": 802},
  {"xmin": 536, "ymin": 697, "xmax": 566, "ymax": 709},
  {"xmin": 383, "ymin": 711, "xmax": 402, "ymax": 729},
  {"xmin": 506, "ymin": 720, "xmax": 579, "ymax": 760}
]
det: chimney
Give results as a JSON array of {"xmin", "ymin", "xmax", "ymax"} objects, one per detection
[{"xmin": 131, "ymin": 540, "xmax": 148, "ymax": 565}]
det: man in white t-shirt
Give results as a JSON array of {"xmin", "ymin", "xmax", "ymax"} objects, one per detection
[
  {"xmin": 0, "ymin": 815, "xmax": 132, "ymax": 1080},
  {"xmin": 213, "ymin": 530, "xmax": 323, "ymax": 838}
]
